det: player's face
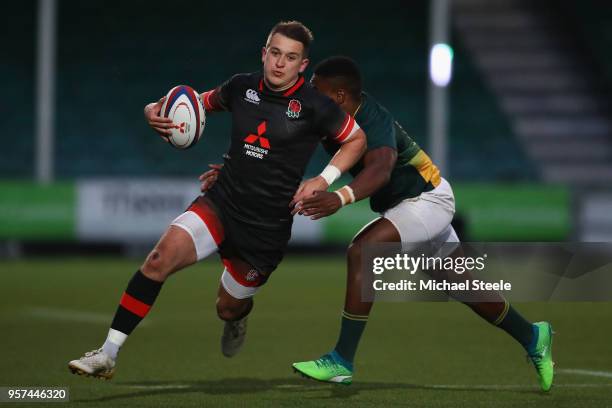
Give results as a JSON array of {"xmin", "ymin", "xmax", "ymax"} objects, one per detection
[
  {"xmin": 311, "ymin": 75, "xmax": 350, "ymax": 113},
  {"xmin": 262, "ymin": 33, "xmax": 309, "ymax": 90}
]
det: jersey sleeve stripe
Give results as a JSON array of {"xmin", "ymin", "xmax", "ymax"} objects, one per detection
[
  {"xmin": 342, "ymin": 121, "xmax": 361, "ymax": 142},
  {"xmin": 202, "ymin": 90, "xmax": 223, "ymax": 112},
  {"xmin": 335, "ymin": 114, "xmax": 351, "ymax": 140},
  {"xmin": 335, "ymin": 115, "xmax": 358, "ymax": 143}
]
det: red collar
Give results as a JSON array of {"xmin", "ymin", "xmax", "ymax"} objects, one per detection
[{"xmin": 259, "ymin": 76, "xmax": 305, "ymax": 97}]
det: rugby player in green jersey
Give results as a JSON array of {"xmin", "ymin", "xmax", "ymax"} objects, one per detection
[
  {"xmin": 200, "ymin": 56, "xmax": 554, "ymax": 391},
  {"xmin": 288, "ymin": 56, "xmax": 554, "ymax": 391}
]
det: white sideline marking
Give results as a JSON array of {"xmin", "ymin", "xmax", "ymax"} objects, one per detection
[
  {"xmin": 428, "ymin": 383, "xmax": 612, "ymax": 390},
  {"xmin": 558, "ymin": 369, "xmax": 612, "ymax": 379},
  {"xmin": 24, "ymin": 306, "xmax": 151, "ymax": 327},
  {"xmin": 122, "ymin": 382, "xmax": 612, "ymax": 391}
]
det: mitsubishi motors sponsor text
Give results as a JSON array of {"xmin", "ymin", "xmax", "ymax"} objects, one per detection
[{"xmin": 243, "ymin": 143, "xmax": 269, "ymax": 159}]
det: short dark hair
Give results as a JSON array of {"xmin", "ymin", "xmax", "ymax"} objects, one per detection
[
  {"xmin": 313, "ymin": 56, "xmax": 362, "ymax": 99},
  {"xmin": 267, "ymin": 21, "xmax": 314, "ymax": 57}
]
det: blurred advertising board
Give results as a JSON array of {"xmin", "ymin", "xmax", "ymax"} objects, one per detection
[
  {"xmin": 0, "ymin": 182, "xmax": 75, "ymax": 240},
  {"xmin": 0, "ymin": 180, "xmax": 570, "ymax": 243},
  {"xmin": 76, "ymin": 179, "xmax": 200, "ymax": 241}
]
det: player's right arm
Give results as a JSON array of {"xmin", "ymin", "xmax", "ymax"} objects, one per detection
[
  {"xmin": 290, "ymin": 127, "xmax": 365, "ymax": 209},
  {"xmin": 199, "ymin": 74, "xmax": 239, "ymax": 112},
  {"xmin": 290, "ymin": 96, "xmax": 367, "ymax": 207},
  {"xmin": 298, "ymin": 147, "xmax": 396, "ymax": 219},
  {"xmin": 145, "ymin": 75, "xmax": 237, "ymax": 139},
  {"xmin": 297, "ymin": 99, "xmax": 399, "ymax": 219}
]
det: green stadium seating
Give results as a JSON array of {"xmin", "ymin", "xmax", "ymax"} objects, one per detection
[{"xmin": 2, "ymin": 0, "xmax": 535, "ymax": 182}]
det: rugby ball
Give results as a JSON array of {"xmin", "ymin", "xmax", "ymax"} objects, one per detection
[{"xmin": 159, "ymin": 85, "xmax": 206, "ymax": 149}]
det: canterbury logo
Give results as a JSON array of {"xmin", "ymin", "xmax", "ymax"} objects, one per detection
[
  {"xmin": 244, "ymin": 121, "xmax": 270, "ymax": 148},
  {"xmin": 245, "ymin": 89, "xmax": 260, "ymax": 104}
]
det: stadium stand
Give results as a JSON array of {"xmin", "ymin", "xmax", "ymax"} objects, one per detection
[
  {"xmin": 5, "ymin": 0, "xmax": 535, "ymax": 182},
  {"xmin": 455, "ymin": 0, "xmax": 612, "ymax": 185},
  {"xmin": 2, "ymin": 1, "xmax": 36, "ymax": 178}
]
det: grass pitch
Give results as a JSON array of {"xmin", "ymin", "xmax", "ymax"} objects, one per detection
[{"xmin": 1, "ymin": 256, "xmax": 611, "ymax": 407}]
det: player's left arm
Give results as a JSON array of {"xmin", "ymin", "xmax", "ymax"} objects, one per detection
[
  {"xmin": 299, "ymin": 147, "xmax": 396, "ymax": 219},
  {"xmin": 325, "ymin": 127, "xmax": 367, "ymax": 176},
  {"xmin": 291, "ymin": 128, "xmax": 366, "ymax": 208}
]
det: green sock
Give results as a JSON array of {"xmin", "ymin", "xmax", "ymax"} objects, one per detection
[
  {"xmin": 495, "ymin": 302, "xmax": 534, "ymax": 349},
  {"xmin": 333, "ymin": 311, "xmax": 368, "ymax": 364}
]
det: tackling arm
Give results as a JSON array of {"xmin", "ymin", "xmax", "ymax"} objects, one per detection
[
  {"xmin": 296, "ymin": 146, "xmax": 396, "ymax": 219},
  {"xmin": 347, "ymin": 146, "xmax": 396, "ymax": 202},
  {"xmin": 290, "ymin": 129, "xmax": 366, "ymax": 207}
]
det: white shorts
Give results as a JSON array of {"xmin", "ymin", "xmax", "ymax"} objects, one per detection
[
  {"xmin": 171, "ymin": 210, "xmax": 261, "ymax": 299},
  {"xmin": 383, "ymin": 178, "xmax": 460, "ymax": 257}
]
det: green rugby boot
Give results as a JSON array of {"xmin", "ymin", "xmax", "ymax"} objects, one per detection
[
  {"xmin": 292, "ymin": 351, "xmax": 353, "ymax": 385},
  {"xmin": 527, "ymin": 321, "xmax": 554, "ymax": 392}
]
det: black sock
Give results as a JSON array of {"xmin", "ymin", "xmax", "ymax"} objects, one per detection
[{"xmin": 110, "ymin": 270, "xmax": 163, "ymax": 335}]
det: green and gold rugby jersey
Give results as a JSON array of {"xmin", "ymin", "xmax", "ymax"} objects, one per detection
[{"xmin": 322, "ymin": 92, "xmax": 441, "ymax": 213}]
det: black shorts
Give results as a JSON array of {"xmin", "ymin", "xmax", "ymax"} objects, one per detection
[{"xmin": 188, "ymin": 195, "xmax": 291, "ymax": 280}]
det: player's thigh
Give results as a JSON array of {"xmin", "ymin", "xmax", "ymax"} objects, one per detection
[
  {"xmin": 143, "ymin": 197, "xmax": 225, "ymax": 275},
  {"xmin": 347, "ymin": 217, "xmax": 401, "ymax": 265},
  {"xmin": 172, "ymin": 196, "xmax": 225, "ymax": 261},
  {"xmin": 352, "ymin": 217, "xmax": 401, "ymax": 245},
  {"xmin": 383, "ymin": 198, "xmax": 453, "ymax": 247}
]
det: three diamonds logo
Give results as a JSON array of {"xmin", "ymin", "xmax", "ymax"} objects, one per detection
[{"xmin": 243, "ymin": 121, "xmax": 270, "ymax": 159}]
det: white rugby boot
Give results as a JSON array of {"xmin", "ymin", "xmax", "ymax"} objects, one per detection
[{"xmin": 68, "ymin": 348, "xmax": 116, "ymax": 379}]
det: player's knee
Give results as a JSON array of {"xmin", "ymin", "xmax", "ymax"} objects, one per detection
[
  {"xmin": 216, "ymin": 304, "xmax": 243, "ymax": 321},
  {"xmin": 216, "ymin": 296, "xmax": 253, "ymax": 321},
  {"xmin": 141, "ymin": 248, "xmax": 174, "ymax": 281},
  {"xmin": 347, "ymin": 241, "xmax": 364, "ymax": 266}
]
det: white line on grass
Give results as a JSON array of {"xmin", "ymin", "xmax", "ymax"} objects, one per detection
[
  {"xmin": 558, "ymin": 369, "xmax": 612, "ymax": 379},
  {"xmin": 429, "ymin": 383, "xmax": 612, "ymax": 390},
  {"xmin": 121, "ymin": 382, "xmax": 612, "ymax": 391},
  {"xmin": 24, "ymin": 306, "xmax": 151, "ymax": 327}
]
